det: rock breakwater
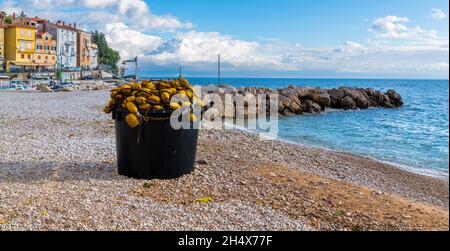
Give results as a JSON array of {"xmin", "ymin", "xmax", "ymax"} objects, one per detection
[{"xmin": 201, "ymin": 84, "xmax": 403, "ymax": 117}]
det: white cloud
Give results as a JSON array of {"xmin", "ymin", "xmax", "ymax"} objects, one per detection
[
  {"xmin": 1, "ymin": 0, "xmax": 192, "ymax": 32},
  {"xmin": 423, "ymin": 62, "xmax": 449, "ymax": 71},
  {"xmin": 104, "ymin": 23, "xmax": 163, "ymax": 60},
  {"xmin": 367, "ymin": 15, "xmax": 448, "ymax": 55},
  {"xmin": 334, "ymin": 41, "xmax": 367, "ymax": 54},
  {"xmin": 146, "ymin": 31, "xmax": 290, "ymax": 71},
  {"xmin": 430, "ymin": 8, "xmax": 447, "ymax": 20},
  {"xmin": 83, "ymin": 0, "xmax": 117, "ymax": 8},
  {"xmin": 369, "ymin": 15, "xmax": 438, "ymax": 39}
]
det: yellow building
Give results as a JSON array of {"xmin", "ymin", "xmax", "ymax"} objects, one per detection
[
  {"xmin": 33, "ymin": 32, "xmax": 57, "ymax": 70},
  {"xmin": 0, "ymin": 20, "xmax": 6, "ymax": 70},
  {"xmin": 4, "ymin": 18, "xmax": 37, "ymax": 71}
]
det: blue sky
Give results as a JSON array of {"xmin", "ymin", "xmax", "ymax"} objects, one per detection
[
  {"xmin": 149, "ymin": 0, "xmax": 449, "ymax": 46},
  {"xmin": 1, "ymin": 0, "xmax": 449, "ymax": 78}
]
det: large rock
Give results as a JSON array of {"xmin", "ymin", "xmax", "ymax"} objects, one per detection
[
  {"xmin": 288, "ymin": 99, "xmax": 302, "ymax": 114},
  {"xmin": 279, "ymin": 95, "xmax": 292, "ymax": 109},
  {"xmin": 278, "ymin": 100, "xmax": 285, "ymax": 113},
  {"xmin": 281, "ymin": 108, "xmax": 295, "ymax": 116},
  {"xmin": 386, "ymin": 89, "xmax": 403, "ymax": 107},
  {"xmin": 303, "ymin": 100, "xmax": 322, "ymax": 114},
  {"xmin": 344, "ymin": 88, "xmax": 371, "ymax": 109},
  {"xmin": 218, "ymin": 84, "xmax": 238, "ymax": 94},
  {"xmin": 316, "ymin": 93, "xmax": 331, "ymax": 109},
  {"xmin": 327, "ymin": 88, "xmax": 345, "ymax": 108},
  {"xmin": 340, "ymin": 96, "xmax": 357, "ymax": 110},
  {"xmin": 300, "ymin": 88, "xmax": 330, "ymax": 109},
  {"xmin": 375, "ymin": 92, "xmax": 394, "ymax": 108},
  {"xmin": 297, "ymin": 87, "xmax": 314, "ymax": 98},
  {"xmin": 363, "ymin": 88, "xmax": 380, "ymax": 106},
  {"xmin": 36, "ymin": 85, "xmax": 53, "ymax": 93}
]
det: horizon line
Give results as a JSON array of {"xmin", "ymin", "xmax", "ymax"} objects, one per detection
[{"xmin": 140, "ymin": 76, "xmax": 450, "ymax": 81}]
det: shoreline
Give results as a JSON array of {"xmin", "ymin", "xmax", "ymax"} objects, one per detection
[
  {"xmin": 275, "ymin": 135, "xmax": 449, "ymax": 180},
  {"xmin": 200, "ymin": 127, "xmax": 448, "ymax": 208},
  {"xmin": 229, "ymin": 115, "xmax": 449, "ymax": 180},
  {"xmin": 0, "ymin": 90, "xmax": 448, "ymax": 230}
]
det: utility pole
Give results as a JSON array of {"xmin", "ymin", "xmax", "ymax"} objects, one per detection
[
  {"xmin": 218, "ymin": 53, "xmax": 221, "ymax": 85},
  {"xmin": 135, "ymin": 57, "xmax": 138, "ymax": 81},
  {"xmin": 179, "ymin": 65, "xmax": 182, "ymax": 78}
]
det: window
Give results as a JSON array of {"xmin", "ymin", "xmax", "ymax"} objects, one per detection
[
  {"xmin": 45, "ymin": 36, "xmax": 48, "ymax": 41},
  {"xmin": 27, "ymin": 30, "xmax": 31, "ymax": 38},
  {"xmin": 27, "ymin": 42, "xmax": 31, "ymax": 49},
  {"xmin": 20, "ymin": 29, "xmax": 25, "ymax": 36},
  {"xmin": 52, "ymin": 56, "xmax": 55, "ymax": 60},
  {"xmin": 38, "ymin": 55, "xmax": 41, "ymax": 59},
  {"xmin": 45, "ymin": 56, "xmax": 48, "ymax": 60},
  {"xmin": 21, "ymin": 54, "xmax": 24, "ymax": 59},
  {"xmin": 28, "ymin": 54, "xmax": 31, "ymax": 59},
  {"xmin": 19, "ymin": 41, "xmax": 25, "ymax": 50}
]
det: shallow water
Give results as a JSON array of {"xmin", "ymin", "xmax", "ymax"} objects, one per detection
[{"xmin": 147, "ymin": 77, "xmax": 450, "ymax": 177}]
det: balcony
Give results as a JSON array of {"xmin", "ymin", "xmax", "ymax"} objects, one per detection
[
  {"xmin": 18, "ymin": 48, "xmax": 35, "ymax": 53},
  {"xmin": 17, "ymin": 36, "xmax": 34, "ymax": 41}
]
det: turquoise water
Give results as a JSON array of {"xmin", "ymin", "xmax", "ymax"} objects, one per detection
[{"xmin": 149, "ymin": 77, "xmax": 450, "ymax": 177}]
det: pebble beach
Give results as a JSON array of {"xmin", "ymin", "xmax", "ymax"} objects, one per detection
[{"xmin": 0, "ymin": 90, "xmax": 448, "ymax": 231}]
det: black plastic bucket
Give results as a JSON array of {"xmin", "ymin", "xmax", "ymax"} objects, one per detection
[{"xmin": 112, "ymin": 109, "xmax": 199, "ymax": 179}]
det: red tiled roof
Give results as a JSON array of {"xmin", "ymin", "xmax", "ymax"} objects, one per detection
[
  {"xmin": 46, "ymin": 21, "xmax": 79, "ymax": 32},
  {"xmin": 36, "ymin": 31, "xmax": 54, "ymax": 39}
]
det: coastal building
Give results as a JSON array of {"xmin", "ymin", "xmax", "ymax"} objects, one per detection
[
  {"xmin": 41, "ymin": 21, "xmax": 78, "ymax": 69},
  {"xmin": 77, "ymin": 30, "xmax": 93, "ymax": 69},
  {"xmin": 0, "ymin": 19, "xmax": 6, "ymax": 70},
  {"xmin": 33, "ymin": 31, "xmax": 57, "ymax": 70},
  {"xmin": 4, "ymin": 17, "xmax": 37, "ymax": 71}
]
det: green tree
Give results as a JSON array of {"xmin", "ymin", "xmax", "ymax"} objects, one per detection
[
  {"xmin": 3, "ymin": 16, "xmax": 12, "ymax": 24},
  {"xmin": 91, "ymin": 30, "xmax": 121, "ymax": 69}
]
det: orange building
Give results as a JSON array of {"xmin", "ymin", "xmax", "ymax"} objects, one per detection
[
  {"xmin": 33, "ymin": 32, "xmax": 57, "ymax": 70},
  {"xmin": 77, "ymin": 31, "xmax": 93, "ymax": 69}
]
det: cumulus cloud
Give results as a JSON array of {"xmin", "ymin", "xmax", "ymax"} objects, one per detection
[
  {"xmin": 430, "ymin": 8, "xmax": 447, "ymax": 20},
  {"xmin": 104, "ymin": 23, "xmax": 163, "ymax": 60},
  {"xmin": 334, "ymin": 41, "xmax": 367, "ymax": 54},
  {"xmin": 83, "ymin": 0, "xmax": 117, "ymax": 8},
  {"xmin": 369, "ymin": 15, "xmax": 438, "ymax": 39},
  {"xmin": 1, "ymin": 0, "xmax": 192, "ymax": 32},
  {"xmin": 146, "ymin": 31, "xmax": 293, "ymax": 71},
  {"xmin": 367, "ymin": 15, "xmax": 448, "ymax": 54}
]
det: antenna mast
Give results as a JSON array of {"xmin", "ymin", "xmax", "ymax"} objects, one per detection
[{"xmin": 218, "ymin": 54, "xmax": 221, "ymax": 85}]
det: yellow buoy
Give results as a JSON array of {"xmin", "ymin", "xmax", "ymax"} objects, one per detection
[
  {"xmin": 126, "ymin": 114, "xmax": 140, "ymax": 128},
  {"xmin": 126, "ymin": 102, "xmax": 138, "ymax": 114}
]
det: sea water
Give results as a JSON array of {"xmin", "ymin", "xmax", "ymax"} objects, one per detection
[{"xmin": 146, "ymin": 77, "xmax": 450, "ymax": 178}]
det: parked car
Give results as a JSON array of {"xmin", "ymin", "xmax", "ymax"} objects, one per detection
[{"xmin": 82, "ymin": 75, "xmax": 94, "ymax": 80}]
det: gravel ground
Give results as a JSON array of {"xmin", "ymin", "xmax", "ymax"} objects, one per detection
[{"xmin": 0, "ymin": 90, "xmax": 448, "ymax": 231}]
